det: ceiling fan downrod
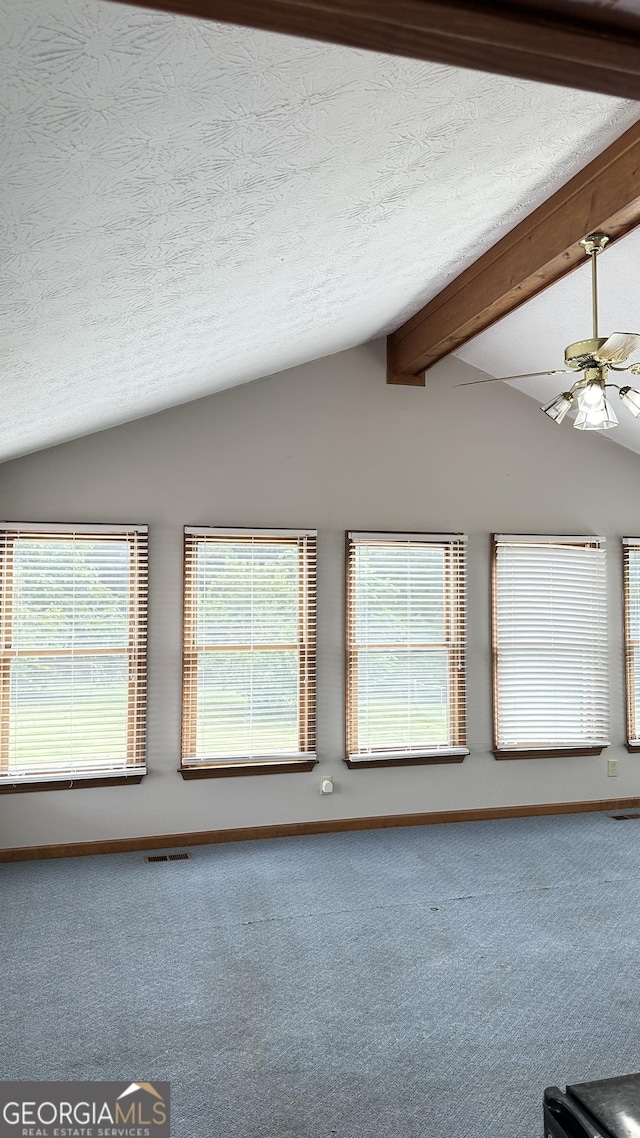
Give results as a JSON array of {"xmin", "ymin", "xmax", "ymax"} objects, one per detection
[{"xmin": 579, "ymin": 232, "xmax": 609, "ymax": 341}]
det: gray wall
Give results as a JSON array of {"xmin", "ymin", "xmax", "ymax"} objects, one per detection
[{"xmin": 2, "ymin": 341, "xmax": 640, "ymax": 849}]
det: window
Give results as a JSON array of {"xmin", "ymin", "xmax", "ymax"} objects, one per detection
[
  {"xmin": 0, "ymin": 523, "xmax": 148, "ymax": 789},
  {"xmin": 345, "ymin": 532, "xmax": 467, "ymax": 767},
  {"xmin": 181, "ymin": 528, "xmax": 317, "ymax": 775},
  {"xmin": 492, "ymin": 534, "xmax": 609, "ymax": 757},
  {"xmin": 623, "ymin": 539, "xmax": 640, "ymax": 748}
]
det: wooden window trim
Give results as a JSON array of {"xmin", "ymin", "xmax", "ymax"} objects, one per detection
[
  {"xmin": 623, "ymin": 540, "xmax": 640, "ymax": 748},
  {"xmin": 345, "ymin": 531, "xmax": 466, "ymax": 762},
  {"xmin": 447, "ymin": 540, "xmax": 465, "ymax": 749},
  {"xmin": 181, "ymin": 529, "xmax": 317, "ymax": 771},
  {"xmin": 180, "ymin": 758, "xmax": 318, "ymax": 779},
  {"xmin": 0, "ymin": 774, "xmax": 144, "ymax": 794},
  {"xmin": 0, "ymin": 526, "xmax": 147, "ymax": 787},
  {"xmin": 297, "ymin": 536, "xmax": 316, "ymax": 755},
  {"xmin": 181, "ymin": 534, "xmax": 198, "ymax": 763},
  {"xmin": 344, "ymin": 752, "xmax": 466, "ymax": 769},
  {"xmin": 0, "ymin": 534, "xmax": 13, "ymax": 774},
  {"xmin": 494, "ymin": 747, "xmax": 606, "ymax": 760}
]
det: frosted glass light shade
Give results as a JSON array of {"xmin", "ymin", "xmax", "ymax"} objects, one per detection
[
  {"xmin": 573, "ymin": 396, "xmax": 618, "ymax": 430},
  {"xmin": 541, "ymin": 392, "xmax": 572, "ymax": 424},
  {"xmin": 576, "ymin": 381, "xmax": 606, "ymax": 414},
  {"xmin": 620, "ymin": 386, "xmax": 640, "ymax": 417}
]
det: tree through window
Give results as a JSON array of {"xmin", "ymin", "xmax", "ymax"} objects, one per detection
[{"xmin": 0, "ymin": 524, "xmax": 148, "ymax": 787}]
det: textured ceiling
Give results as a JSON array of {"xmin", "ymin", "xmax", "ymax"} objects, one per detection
[
  {"xmin": 2, "ymin": 0, "xmax": 639, "ymax": 461},
  {"xmin": 456, "ymin": 227, "xmax": 640, "ymax": 455}
]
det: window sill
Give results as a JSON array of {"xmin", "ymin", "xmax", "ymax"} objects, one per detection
[
  {"xmin": 626, "ymin": 743, "xmax": 640, "ymax": 753},
  {"xmin": 180, "ymin": 758, "xmax": 318, "ymax": 779},
  {"xmin": 0, "ymin": 774, "xmax": 145, "ymax": 794},
  {"xmin": 493, "ymin": 747, "xmax": 606, "ymax": 760},
  {"xmin": 344, "ymin": 752, "xmax": 467, "ymax": 769}
]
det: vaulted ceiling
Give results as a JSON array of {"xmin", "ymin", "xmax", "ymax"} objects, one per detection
[{"xmin": 2, "ymin": 0, "xmax": 639, "ymax": 460}]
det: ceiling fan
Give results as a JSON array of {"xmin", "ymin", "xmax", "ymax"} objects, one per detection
[{"xmin": 458, "ymin": 233, "xmax": 640, "ymax": 431}]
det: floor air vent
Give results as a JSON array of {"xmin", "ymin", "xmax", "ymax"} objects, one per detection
[
  {"xmin": 611, "ymin": 813, "xmax": 640, "ymax": 821},
  {"xmin": 144, "ymin": 852, "xmax": 193, "ymax": 863}
]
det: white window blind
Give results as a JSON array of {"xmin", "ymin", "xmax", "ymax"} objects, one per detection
[
  {"xmin": 623, "ymin": 539, "xmax": 640, "ymax": 746},
  {"xmin": 492, "ymin": 535, "xmax": 609, "ymax": 752},
  {"xmin": 0, "ymin": 523, "xmax": 148, "ymax": 784},
  {"xmin": 346, "ymin": 533, "xmax": 467, "ymax": 762},
  {"xmin": 182, "ymin": 528, "xmax": 316, "ymax": 766}
]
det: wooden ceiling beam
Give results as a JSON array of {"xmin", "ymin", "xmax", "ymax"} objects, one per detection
[
  {"xmin": 387, "ymin": 122, "xmax": 640, "ymax": 385},
  {"xmin": 108, "ymin": 0, "xmax": 640, "ymax": 101}
]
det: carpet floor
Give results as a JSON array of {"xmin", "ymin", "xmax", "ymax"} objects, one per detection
[{"xmin": 1, "ymin": 811, "xmax": 640, "ymax": 1138}]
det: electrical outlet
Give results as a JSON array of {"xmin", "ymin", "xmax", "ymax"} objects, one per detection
[
  {"xmin": 320, "ymin": 777, "xmax": 333, "ymax": 795},
  {"xmin": 608, "ymin": 758, "xmax": 618, "ymax": 777}
]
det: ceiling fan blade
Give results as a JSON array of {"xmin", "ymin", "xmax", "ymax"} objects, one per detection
[
  {"xmin": 455, "ymin": 369, "xmax": 570, "ymax": 387},
  {"xmin": 596, "ymin": 333, "xmax": 640, "ymax": 366}
]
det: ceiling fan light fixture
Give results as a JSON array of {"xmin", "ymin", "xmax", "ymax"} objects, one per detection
[
  {"xmin": 573, "ymin": 395, "xmax": 618, "ymax": 431},
  {"xmin": 471, "ymin": 236, "xmax": 640, "ymax": 437},
  {"xmin": 541, "ymin": 391, "xmax": 573, "ymax": 423},
  {"xmin": 619, "ymin": 386, "xmax": 640, "ymax": 418},
  {"xmin": 576, "ymin": 378, "xmax": 607, "ymax": 414}
]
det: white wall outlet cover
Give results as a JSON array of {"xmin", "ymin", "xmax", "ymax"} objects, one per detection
[{"xmin": 321, "ymin": 778, "xmax": 334, "ymax": 794}]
